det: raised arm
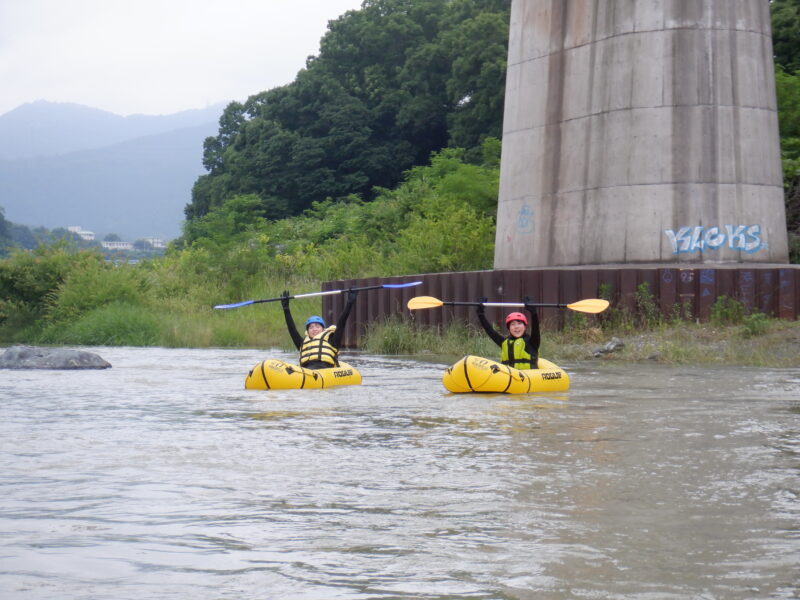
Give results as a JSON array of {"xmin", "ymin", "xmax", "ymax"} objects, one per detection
[
  {"xmin": 476, "ymin": 300, "xmax": 505, "ymax": 346},
  {"xmin": 329, "ymin": 289, "xmax": 359, "ymax": 348},
  {"xmin": 523, "ymin": 297, "xmax": 541, "ymax": 353},
  {"xmin": 281, "ymin": 291, "xmax": 304, "ymax": 350}
]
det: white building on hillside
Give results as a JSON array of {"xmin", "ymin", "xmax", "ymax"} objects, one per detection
[
  {"xmin": 100, "ymin": 241, "xmax": 134, "ymax": 250},
  {"xmin": 143, "ymin": 237, "xmax": 166, "ymax": 249},
  {"xmin": 68, "ymin": 226, "xmax": 95, "ymax": 241}
]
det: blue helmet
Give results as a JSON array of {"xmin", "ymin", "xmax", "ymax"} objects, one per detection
[{"xmin": 305, "ymin": 315, "xmax": 326, "ymax": 329}]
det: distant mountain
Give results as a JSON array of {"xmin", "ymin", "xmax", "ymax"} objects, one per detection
[
  {"xmin": 0, "ymin": 122, "xmax": 219, "ymax": 240},
  {"xmin": 0, "ymin": 100, "xmax": 225, "ymax": 160}
]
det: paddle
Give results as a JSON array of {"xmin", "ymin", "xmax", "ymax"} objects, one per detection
[
  {"xmin": 214, "ymin": 281, "xmax": 423, "ymax": 310},
  {"xmin": 407, "ymin": 296, "xmax": 610, "ymax": 314}
]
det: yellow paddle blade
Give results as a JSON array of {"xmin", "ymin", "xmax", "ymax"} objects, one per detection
[
  {"xmin": 407, "ymin": 296, "xmax": 445, "ymax": 310},
  {"xmin": 566, "ymin": 298, "xmax": 610, "ymax": 314}
]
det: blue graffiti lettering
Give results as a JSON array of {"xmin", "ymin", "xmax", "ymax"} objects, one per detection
[
  {"xmin": 516, "ymin": 204, "xmax": 534, "ymax": 234},
  {"xmin": 700, "ymin": 269, "xmax": 715, "ymax": 284},
  {"xmin": 664, "ymin": 225, "xmax": 766, "ymax": 254}
]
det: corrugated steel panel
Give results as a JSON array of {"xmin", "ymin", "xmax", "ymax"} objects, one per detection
[
  {"xmin": 758, "ymin": 270, "xmax": 776, "ymax": 315},
  {"xmin": 659, "ymin": 268, "xmax": 677, "ymax": 317},
  {"xmin": 580, "ymin": 269, "xmax": 599, "ymax": 304},
  {"xmin": 619, "ymin": 270, "xmax": 638, "ymax": 314},
  {"xmin": 322, "ymin": 266, "xmax": 800, "ymax": 347},
  {"xmin": 542, "ymin": 271, "xmax": 561, "ymax": 328},
  {"xmin": 778, "ymin": 269, "xmax": 796, "ymax": 320},
  {"xmin": 678, "ymin": 269, "xmax": 697, "ymax": 319},
  {"xmin": 698, "ymin": 268, "xmax": 716, "ymax": 321},
  {"xmin": 716, "ymin": 269, "xmax": 736, "ymax": 306},
  {"xmin": 738, "ymin": 269, "xmax": 756, "ymax": 312}
]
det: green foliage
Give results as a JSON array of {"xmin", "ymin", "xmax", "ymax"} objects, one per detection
[
  {"xmin": 183, "ymin": 194, "xmax": 270, "ymax": 246},
  {"xmin": 0, "ymin": 244, "xmax": 102, "ymax": 324},
  {"xmin": 185, "ymin": 0, "xmax": 509, "ymax": 225},
  {"xmin": 363, "ymin": 316, "xmax": 432, "ymax": 354},
  {"xmin": 45, "ymin": 262, "xmax": 152, "ymax": 324},
  {"xmin": 775, "ymin": 66, "xmax": 800, "ymax": 202},
  {"xmin": 776, "ymin": 67, "xmax": 800, "ymax": 139},
  {"xmin": 634, "ymin": 282, "xmax": 663, "ymax": 328},
  {"xmin": 2, "ymin": 141, "xmax": 501, "ymax": 346},
  {"xmin": 709, "ymin": 295, "xmax": 746, "ymax": 326},
  {"xmin": 440, "ymin": 9, "xmax": 509, "ymax": 153},
  {"xmin": 38, "ymin": 302, "xmax": 160, "ymax": 346},
  {"xmin": 362, "ymin": 316, "xmax": 496, "ymax": 357},
  {"xmin": 0, "ymin": 207, "xmax": 10, "ymax": 256},
  {"xmin": 772, "ymin": 0, "xmax": 800, "ymax": 74},
  {"xmin": 741, "ymin": 312, "xmax": 771, "ymax": 338},
  {"xmin": 789, "ymin": 231, "xmax": 800, "ymax": 263},
  {"xmin": 183, "ymin": 144, "xmax": 499, "ymax": 287}
]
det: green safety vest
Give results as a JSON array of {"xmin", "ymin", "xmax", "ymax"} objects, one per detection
[{"xmin": 501, "ymin": 337, "xmax": 535, "ymax": 370}]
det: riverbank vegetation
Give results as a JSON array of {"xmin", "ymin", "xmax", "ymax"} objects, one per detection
[
  {"xmin": 2, "ymin": 0, "xmax": 800, "ymax": 368},
  {"xmin": 363, "ymin": 287, "xmax": 800, "ymax": 368},
  {"xmin": 0, "ymin": 146, "xmax": 499, "ymax": 350}
]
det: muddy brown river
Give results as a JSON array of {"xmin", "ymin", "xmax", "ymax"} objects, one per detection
[{"xmin": 1, "ymin": 347, "xmax": 797, "ymax": 599}]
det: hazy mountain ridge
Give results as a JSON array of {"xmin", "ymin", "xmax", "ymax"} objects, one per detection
[
  {"xmin": 0, "ymin": 100, "xmax": 225, "ymax": 160},
  {"xmin": 0, "ymin": 101, "xmax": 223, "ymax": 239},
  {"xmin": 0, "ymin": 102, "xmax": 222, "ymax": 240}
]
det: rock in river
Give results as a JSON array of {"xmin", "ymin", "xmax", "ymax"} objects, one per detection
[{"xmin": 0, "ymin": 345, "xmax": 111, "ymax": 370}]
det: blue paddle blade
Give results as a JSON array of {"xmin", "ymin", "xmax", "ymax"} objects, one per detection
[
  {"xmin": 213, "ymin": 300, "xmax": 256, "ymax": 309},
  {"xmin": 383, "ymin": 281, "xmax": 422, "ymax": 288}
]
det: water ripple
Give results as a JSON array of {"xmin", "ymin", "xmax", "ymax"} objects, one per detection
[{"xmin": 0, "ymin": 348, "xmax": 798, "ymax": 599}]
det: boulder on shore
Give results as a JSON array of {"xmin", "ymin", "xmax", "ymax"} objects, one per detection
[
  {"xmin": 592, "ymin": 337, "xmax": 625, "ymax": 357},
  {"xmin": 0, "ymin": 345, "xmax": 111, "ymax": 370}
]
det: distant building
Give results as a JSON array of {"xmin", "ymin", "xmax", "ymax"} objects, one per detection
[
  {"xmin": 67, "ymin": 226, "xmax": 95, "ymax": 241},
  {"xmin": 100, "ymin": 241, "xmax": 134, "ymax": 251},
  {"xmin": 143, "ymin": 237, "xmax": 166, "ymax": 249}
]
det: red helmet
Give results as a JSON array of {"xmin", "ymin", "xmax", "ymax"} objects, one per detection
[{"xmin": 505, "ymin": 312, "xmax": 528, "ymax": 327}]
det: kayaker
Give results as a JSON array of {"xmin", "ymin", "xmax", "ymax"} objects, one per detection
[
  {"xmin": 476, "ymin": 297, "xmax": 540, "ymax": 369},
  {"xmin": 281, "ymin": 289, "xmax": 359, "ymax": 369}
]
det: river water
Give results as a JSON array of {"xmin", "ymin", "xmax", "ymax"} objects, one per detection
[{"xmin": 0, "ymin": 347, "xmax": 798, "ymax": 599}]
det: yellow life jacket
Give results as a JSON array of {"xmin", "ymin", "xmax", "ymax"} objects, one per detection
[
  {"xmin": 501, "ymin": 337, "xmax": 535, "ymax": 370},
  {"xmin": 300, "ymin": 325, "xmax": 339, "ymax": 367}
]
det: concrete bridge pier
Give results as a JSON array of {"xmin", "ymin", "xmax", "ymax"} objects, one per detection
[{"xmin": 494, "ymin": 0, "xmax": 789, "ymax": 268}]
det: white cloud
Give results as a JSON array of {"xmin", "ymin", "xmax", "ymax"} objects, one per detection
[{"xmin": 0, "ymin": 0, "xmax": 363, "ymax": 116}]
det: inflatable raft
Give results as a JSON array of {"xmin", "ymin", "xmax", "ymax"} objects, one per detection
[
  {"xmin": 245, "ymin": 359, "xmax": 362, "ymax": 390},
  {"xmin": 442, "ymin": 355, "xmax": 569, "ymax": 394}
]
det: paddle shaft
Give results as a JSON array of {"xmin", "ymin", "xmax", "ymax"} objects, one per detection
[
  {"xmin": 443, "ymin": 301, "xmax": 568, "ymax": 308},
  {"xmin": 268, "ymin": 283, "xmax": 406, "ymax": 303},
  {"xmin": 214, "ymin": 281, "xmax": 421, "ymax": 309},
  {"xmin": 407, "ymin": 295, "xmax": 609, "ymax": 314}
]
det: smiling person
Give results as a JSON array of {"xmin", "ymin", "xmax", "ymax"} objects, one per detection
[
  {"xmin": 281, "ymin": 289, "xmax": 359, "ymax": 370},
  {"xmin": 476, "ymin": 297, "xmax": 540, "ymax": 370}
]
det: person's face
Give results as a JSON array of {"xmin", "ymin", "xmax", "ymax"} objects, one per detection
[
  {"xmin": 307, "ymin": 323, "xmax": 324, "ymax": 337},
  {"xmin": 507, "ymin": 320, "xmax": 526, "ymax": 338}
]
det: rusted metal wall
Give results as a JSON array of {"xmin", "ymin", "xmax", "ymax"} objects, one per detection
[{"xmin": 323, "ymin": 266, "xmax": 800, "ymax": 348}]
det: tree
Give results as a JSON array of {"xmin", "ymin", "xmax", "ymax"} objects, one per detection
[
  {"xmin": 0, "ymin": 207, "xmax": 11, "ymax": 256},
  {"xmin": 9, "ymin": 223, "xmax": 37, "ymax": 250},
  {"xmin": 184, "ymin": 0, "xmax": 511, "ymax": 231},
  {"xmin": 773, "ymin": 1, "xmax": 800, "ymax": 259},
  {"xmin": 133, "ymin": 239, "xmax": 153, "ymax": 251},
  {"xmin": 772, "ymin": 0, "xmax": 800, "ymax": 73}
]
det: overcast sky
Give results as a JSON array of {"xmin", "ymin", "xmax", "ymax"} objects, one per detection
[{"xmin": 0, "ymin": 0, "xmax": 364, "ymax": 117}]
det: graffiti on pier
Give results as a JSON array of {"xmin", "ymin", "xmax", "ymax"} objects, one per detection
[
  {"xmin": 664, "ymin": 225, "xmax": 766, "ymax": 254},
  {"xmin": 516, "ymin": 204, "xmax": 534, "ymax": 234}
]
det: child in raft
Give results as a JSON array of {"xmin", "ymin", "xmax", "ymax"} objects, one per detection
[
  {"xmin": 280, "ymin": 289, "xmax": 359, "ymax": 369},
  {"xmin": 476, "ymin": 297, "xmax": 540, "ymax": 370}
]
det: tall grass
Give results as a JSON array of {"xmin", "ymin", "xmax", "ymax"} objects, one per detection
[
  {"xmin": 362, "ymin": 316, "xmax": 497, "ymax": 357},
  {"xmin": 38, "ymin": 302, "xmax": 161, "ymax": 346}
]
